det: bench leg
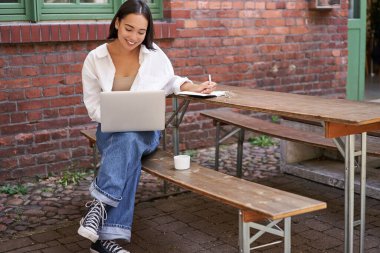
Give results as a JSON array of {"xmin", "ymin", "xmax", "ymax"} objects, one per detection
[
  {"xmin": 215, "ymin": 121, "xmax": 221, "ymax": 171},
  {"xmin": 236, "ymin": 129, "xmax": 245, "ymax": 178},
  {"xmin": 239, "ymin": 210, "xmax": 250, "ymax": 253},
  {"xmin": 239, "ymin": 210, "xmax": 292, "ymax": 253},
  {"xmin": 284, "ymin": 217, "xmax": 291, "ymax": 253}
]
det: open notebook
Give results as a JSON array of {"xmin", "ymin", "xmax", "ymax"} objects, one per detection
[{"xmin": 177, "ymin": 90, "xmax": 227, "ymax": 98}]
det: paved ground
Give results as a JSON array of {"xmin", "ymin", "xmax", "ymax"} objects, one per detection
[{"xmin": 1, "ymin": 142, "xmax": 380, "ymax": 252}]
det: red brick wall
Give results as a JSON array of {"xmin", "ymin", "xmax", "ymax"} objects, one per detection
[{"xmin": 0, "ymin": 0, "xmax": 348, "ymax": 180}]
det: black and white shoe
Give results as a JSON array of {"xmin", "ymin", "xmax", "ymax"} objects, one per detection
[
  {"xmin": 90, "ymin": 240, "xmax": 130, "ymax": 253},
  {"xmin": 78, "ymin": 199, "xmax": 107, "ymax": 242}
]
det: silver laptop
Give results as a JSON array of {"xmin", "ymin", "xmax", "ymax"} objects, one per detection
[{"xmin": 100, "ymin": 90, "xmax": 165, "ymax": 132}]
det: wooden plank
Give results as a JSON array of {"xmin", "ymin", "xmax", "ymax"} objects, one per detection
[
  {"xmin": 325, "ymin": 122, "xmax": 380, "ymax": 138},
  {"xmin": 142, "ymin": 149, "xmax": 326, "ymax": 220},
  {"xmin": 201, "ymin": 110, "xmax": 380, "ymax": 157},
  {"xmin": 80, "ymin": 129, "xmax": 96, "ymax": 147},
  {"xmin": 176, "ymin": 84, "xmax": 380, "ymax": 126},
  {"xmin": 201, "ymin": 110, "xmax": 336, "ymax": 150},
  {"xmin": 242, "ymin": 210, "xmax": 269, "ymax": 222}
]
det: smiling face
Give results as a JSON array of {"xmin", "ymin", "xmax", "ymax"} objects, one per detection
[{"xmin": 115, "ymin": 13, "xmax": 148, "ymax": 52}]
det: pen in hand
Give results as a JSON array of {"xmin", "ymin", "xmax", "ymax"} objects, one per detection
[{"xmin": 201, "ymin": 74, "xmax": 213, "ymax": 94}]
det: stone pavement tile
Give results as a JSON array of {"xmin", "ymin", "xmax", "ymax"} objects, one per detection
[
  {"xmin": 174, "ymin": 194, "xmax": 209, "ymax": 207},
  {"xmin": 41, "ymin": 245, "xmax": 71, "ymax": 253},
  {"xmin": 171, "ymin": 210, "xmax": 200, "ymax": 223},
  {"xmin": 149, "ymin": 214, "xmax": 176, "ymax": 225},
  {"xmin": 134, "ymin": 205, "xmax": 164, "ymax": 218},
  {"xmin": 368, "ymin": 247, "xmax": 380, "ymax": 253},
  {"xmin": 132, "ymin": 218, "xmax": 158, "ymax": 232},
  {"xmin": 199, "ymin": 239, "xmax": 225, "ymax": 250},
  {"xmin": 133, "ymin": 227, "xmax": 167, "ymax": 245},
  {"xmin": 291, "ymin": 220, "xmax": 310, "ymax": 234},
  {"xmin": 171, "ymin": 224, "xmax": 198, "ymax": 235},
  {"xmin": 304, "ymin": 218, "xmax": 332, "ymax": 232},
  {"xmin": 183, "ymin": 230, "xmax": 216, "ymax": 244},
  {"xmin": 57, "ymin": 234, "xmax": 84, "ymax": 244},
  {"xmin": 367, "ymin": 225, "xmax": 380, "ymax": 236},
  {"xmin": 364, "ymin": 234, "xmax": 380, "ymax": 249},
  {"xmin": 45, "ymin": 241, "xmax": 61, "ymax": 248},
  {"xmin": 75, "ymin": 239, "xmax": 92, "ymax": 249},
  {"xmin": 155, "ymin": 201, "xmax": 186, "ymax": 213},
  {"xmin": 205, "ymin": 243, "xmax": 238, "ymax": 253},
  {"xmin": 323, "ymin": 227, "xmax": 345, "ymax": 240},
  {"xmin": 192, "ymin": 206, "xmax": 220, "ymax": 217},
  {"xmin": 30, "ymin": 231, "xmax": 61, "ymax": 243},
  {"xmin": 63, "ymin": 242, "xmax": 84, "ymax": 252},
  {"xmin": 260, "ymin": 246, "xmax": 284, "ymax": 253},
  {"xmin": 55, "ymin": 224, "xmax": 78, "ymax": 236},
  {"xmin": 6, "ymin": 243, "xmax": 47, "ymax": 253},
  {"xmin": 156, "ymin": 220, "xmax": 189, "ymax": 233},
  {"xmin": 0, "ymin": 237, "xmax": 35, "ymax": 253},
  {"xmin": 308, "ymin": 234, "xmax": 342, "ymax": 251}
]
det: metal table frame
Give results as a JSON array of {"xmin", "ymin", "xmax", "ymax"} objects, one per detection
[{"xmin": 333, "ymin": 133, "xmax": 367, "ymax": 253}]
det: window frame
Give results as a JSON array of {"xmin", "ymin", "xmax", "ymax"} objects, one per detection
[
  {"xmin": 0, "ymin": 0, "xmax": 163, "ymax": 22},
  {"xmin": 0, "ymin": 0, "xmax": 32, "ymax": 21}
]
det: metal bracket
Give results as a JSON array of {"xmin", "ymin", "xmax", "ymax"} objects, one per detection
[
  {"xmin": 214, "ymin": 123, "xmax": 245, "ymax": 177},
  {"xmin": 239, "ymin": 210, "xmax": 291, "ymax": 253}
]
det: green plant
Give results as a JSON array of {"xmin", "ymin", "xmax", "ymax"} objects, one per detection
[
  {"xmin": 0, "ymin": 184, "xmax": 28, "ymax": 195},
  {"xmin": 182, "ymin": 149, "xmax": 197, "ymax": 158},
  {"xmin": 271, "ymin": 115, "xmax": 280, "ymax": 123},
  {"xmin": 58, "ymin": 170, "xmax": 87, "ymax": 187},
  {"xmin": 248, "ymin": 135, "xmax": 275, "ymax": 147}
]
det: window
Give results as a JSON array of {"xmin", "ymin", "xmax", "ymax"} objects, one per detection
[{"xmin": 0, "ymin": 0, "xmax": 163, "ymax": 22}]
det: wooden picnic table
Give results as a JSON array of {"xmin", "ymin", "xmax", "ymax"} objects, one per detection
[{"xmin": 171, "ymin": 84, "xmax": 380, "ymax": 253}]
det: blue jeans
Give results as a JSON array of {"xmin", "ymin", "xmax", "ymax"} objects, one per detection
[{"xmin": 89, "ymin": 124, "xmax": 160, "ymax": 241}]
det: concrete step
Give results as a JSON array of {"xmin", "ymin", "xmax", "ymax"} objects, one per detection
[{"xmin": 282, "ymin": 157, "xmax": 380, "ymax": 200}]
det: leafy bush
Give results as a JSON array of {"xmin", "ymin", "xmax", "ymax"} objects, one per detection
[
  {"xmin": 58, "ymin": 170, "xmax": 87, "ymax": 187},
  {"xmin": 248, "ymin": 135, "xmax": 275, "ymax": 147},
  {"xmin": 182, "ymin": 149, "xmax": 197, "ymax": 158},
  {"xmin": 0, "ymin": 184, "xmax": 28, "ymax": 195},
  {"xmin": 271, "ymin": 115, "xmax": 280, "ymax": 123}
]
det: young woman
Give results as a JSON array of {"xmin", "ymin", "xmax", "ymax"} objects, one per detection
[{"xmin": 79, "ymin": 1, "xmax": 216, "ymax": 252}]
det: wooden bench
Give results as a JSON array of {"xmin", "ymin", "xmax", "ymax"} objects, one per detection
[
  {"xmin": 81, "ymin": 129, "xmax": 98, "ymax": 170},
  {"xmin": 80, "ymin": 130, "xmax": 326, "ymax": 252},
  {"xmin": 201, "ymin": 110, "xmax": 380, "ymax": 177}
]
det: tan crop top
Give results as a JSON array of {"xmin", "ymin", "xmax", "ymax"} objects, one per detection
[{"xmin": 112, "ymin": 76, "xmax": 136, "ymax": 91}]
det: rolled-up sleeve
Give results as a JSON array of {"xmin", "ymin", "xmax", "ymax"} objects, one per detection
[{"xmin": 169, "ymin": 75, "xmax": 192, "ymax": 94}]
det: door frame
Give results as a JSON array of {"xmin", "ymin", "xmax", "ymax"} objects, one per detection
[{"xmin": 346, "ymin": 0, "xmax": 367, "ymax": 100}]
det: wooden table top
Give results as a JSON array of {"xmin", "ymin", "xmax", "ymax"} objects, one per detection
[{"xmin": 175, "ymin": 84, "xmax": 380, "ymax": 126}]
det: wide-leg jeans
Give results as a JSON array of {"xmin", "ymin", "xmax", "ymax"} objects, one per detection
[{"xmin": 89, "ymin": 124, "xmax": 160, "ymax": 241}]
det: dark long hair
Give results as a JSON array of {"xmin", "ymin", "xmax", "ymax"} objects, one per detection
[{"xmin": 108, "ymin": 0, "xmax": 155, "ymax": 50}]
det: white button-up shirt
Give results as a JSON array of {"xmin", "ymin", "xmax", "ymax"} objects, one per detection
[{"xmin": 82, "ymin": 43, "xmax": 191, "ymax": 123}]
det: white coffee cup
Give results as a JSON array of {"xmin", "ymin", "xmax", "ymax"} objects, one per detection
[{"xmin": 174, "ymin": 155, "xmax": 190, "ymax": 170}]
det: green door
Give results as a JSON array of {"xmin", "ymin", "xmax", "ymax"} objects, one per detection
[{"xmin": 346, "ymin": 0, "xmax": 366, "ymax": 100}]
